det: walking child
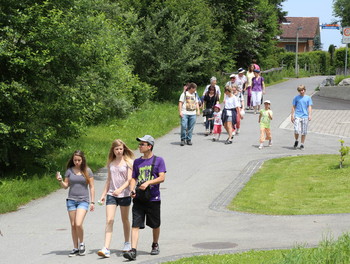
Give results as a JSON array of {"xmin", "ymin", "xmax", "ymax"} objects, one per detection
[
  {"xmin": 56, "ymin": 150, "xmax": 95, "ymax": 257},
  {"xmin": 97, "ymin": 139, "xmax": 134, "ymax": 258},
  {"xmin": 258, "ymin": 100, "xmax": 273, "ymax": 149},
  {"xmin": 209, "ymin": 104, "xmax": 222, "ymax": 141}
]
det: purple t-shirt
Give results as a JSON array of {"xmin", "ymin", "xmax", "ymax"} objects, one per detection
[
  {"xmin": 132, "ymin": 156, "xmax": 166, "ymax": 201},
  {"xmin": 251, "ymin": 76, "xmax": 264, "ymax": 92}
]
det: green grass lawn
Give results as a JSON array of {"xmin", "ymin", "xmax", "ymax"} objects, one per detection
[
  {"xmin": 168, "ymin": 233, "xmax": 350, "ymax": 264},
  {"xmin": 228, "ymin": 154, "xmax": 350, "ymax": 215},
  {"xmin": 0, "ymin": 102, "xmax": 179, "ymax": 214}
]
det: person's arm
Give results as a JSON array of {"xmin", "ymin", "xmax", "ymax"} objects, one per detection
[
  {"xmin": 262, "ymin": 81, "xmax": 266, "ymax": 94},
  {"xmin": 178, "ymin": 101, "xmax": 183, "ymax": 118},
  {"xmin": 291, "ymin": 105, "xmax": 296, "ymax": 123},
  {"xmin": 308, "ymin": 105, "xmax": 312, "ymax": 121},
  {"xmin": 99, "ymin": 168, "xmax": 111, "ymax": 203},
  {"xmin": 196, "ymin": 97, "xmax": 200, "ymax": 116},
  {"xmin": 258, "ymin": 112, "xmax": 262, "ymax": 123},
  {"xmin": 139, "ymin": 172, "xmax": 165, "ymax": 190},
  {"xmin": 113, "ymin": 164, "xmax": 132, "ymax": 196},
  {"xmin": 57, "ymin": 172, "xmax": 69, "ymax": 189},
  {"xmin": 268, "ymin": 110, "xmax": 273, "ymax": 120},
  {"xmin": 88, "ymin": 176, "xmax": 95, "ymax": 212},
  {"xmin": 129, "ymin": 178, "xmax": 137, "ymax": 198}
]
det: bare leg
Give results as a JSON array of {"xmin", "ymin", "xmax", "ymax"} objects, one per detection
[
  {"xmin": 294, "ymin": 133, "xmax": 299, "ymax": 140},
  {"xmin": 120, "ymin": 206, "xmax": 131, "ymax": 242},
  {"xmin": 75, "ymin": 209, "xmax": 87, "ymax": 244},
  {"xmin": 131, "ymin": 227, "xmax": 140, "ymax": 249},
  {"xmin": 152, "ymin": 227, "xmax": 160, "ymax": 244},
  {"xmin": 301, "ymin": 135, "xmax": 306, "ymax": 144},
  {"xmin": 68, "ymin": 210, "xmax": 78, "ymax": 248},
  {"xmin": 104, "ymin": 204, "xmax": 117, "ymax": 248}
]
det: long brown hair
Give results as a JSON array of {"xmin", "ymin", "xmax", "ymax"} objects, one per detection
[
  {"xmin": 107, "ymin": 139, "xmax": 134, "ymax": 168},
  {"xmin": 66, "ymin": 150, "xmax": 89, "ymax": 184}
]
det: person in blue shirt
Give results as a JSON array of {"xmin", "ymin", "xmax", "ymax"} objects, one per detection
[{"xmin": 291, "ymin": 85, "xmax": 313, "ymax": 150}]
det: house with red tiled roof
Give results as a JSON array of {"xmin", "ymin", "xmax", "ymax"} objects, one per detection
[{"xmin": 277, "ymin": 17, "xmax": 321, "ymax": 52}]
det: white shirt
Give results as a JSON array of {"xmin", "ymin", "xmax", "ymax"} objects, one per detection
[{"xmin": 203, "ymin": 84, "xmax": 221, "ymax": 97}]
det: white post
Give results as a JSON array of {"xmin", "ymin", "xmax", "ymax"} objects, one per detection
[
  {"xmin": 295, "ymin": 30, "xmax": 299, "ymax": 77},
  {"xmin": 345, "ymin": 43, "xmax": 348, "ymax": 75}
]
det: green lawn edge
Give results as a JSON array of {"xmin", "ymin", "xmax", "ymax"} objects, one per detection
[
  {"xmin": 228, "ymin": 154, "xmax": 350, "ymax": 215},
  {"xmin": 0, "ymin": 102, "xmax": 179, "ymax": 214}
]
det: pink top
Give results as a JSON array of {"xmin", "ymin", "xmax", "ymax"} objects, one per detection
[{"xmin": 107, "ymin": 164, "xmax": 130, "ymax": 198}]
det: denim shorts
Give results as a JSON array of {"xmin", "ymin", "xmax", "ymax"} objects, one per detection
[
  {"xmin": 66, "ymin": 199, "xmax": 89, "ymax": 211},
  {"xmin": 106, "ymin": 195, "xmax": 131, "ymax": 207}
]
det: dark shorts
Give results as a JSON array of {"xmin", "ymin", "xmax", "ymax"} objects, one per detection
[
  {"xmin": 106, "ymin": 195, "xmax": 131, "ymax": 206},
  {"xmin": 132, "ymin": 199, "xmax": 161, "ymax": 229}
]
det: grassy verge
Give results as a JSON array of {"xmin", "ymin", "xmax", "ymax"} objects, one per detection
[
  {"xmin": 0, "ymin": 102, "xmax": 179, "ymax": 214},
  {"xmin": 167, "ymin": 233, "xmax": 350, "ymax": 264},
  {"xmin": 228, "ymin": 154, "xmax": 350, "ymax": 215}
]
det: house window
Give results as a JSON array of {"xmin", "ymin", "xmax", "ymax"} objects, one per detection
[{"xmin": 285, "ymin": 44, "xmax": 296, "ymax": 52}]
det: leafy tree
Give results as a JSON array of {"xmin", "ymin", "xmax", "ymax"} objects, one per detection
[
  {"xmin": 0, "ymin": 0, "xmax": 153, "ymax": 174},
  {"xmin": 333, "ymin": 0, "xmax": 350, "ymax": 27}
]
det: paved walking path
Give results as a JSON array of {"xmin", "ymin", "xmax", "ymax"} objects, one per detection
[{"xmin": 1, "ymin": 76, "xmax": 350, "ymax": 264}]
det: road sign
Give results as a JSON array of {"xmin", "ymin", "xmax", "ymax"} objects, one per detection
[
  {"xmin": 342, "ymin": 27, "xmax": 350, "ymax": 44},
  {"xmin": 321, "ymin": 24, "xmax": 340, "ymax": 29}
]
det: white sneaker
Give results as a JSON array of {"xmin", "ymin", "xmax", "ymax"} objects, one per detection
[
  {"xmin": 122, "ymin": 242, "xmax": 131, "ymax": 252},
  {"xmin": 258, "ymin": 144, "xmax": 263, "ymax": 150},
  {"xmin": 97, "ymin": 247, "xmax": 110, "ymax": 258}
]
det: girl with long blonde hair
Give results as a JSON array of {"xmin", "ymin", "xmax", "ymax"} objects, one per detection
[{"xmin": 97, "ymin": 139, "xmax": 134, "ymax": 258}]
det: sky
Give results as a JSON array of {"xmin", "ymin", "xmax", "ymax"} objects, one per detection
[{"xmin": 281, "ymin": 0, "xmax": 345, "ymax": 50}]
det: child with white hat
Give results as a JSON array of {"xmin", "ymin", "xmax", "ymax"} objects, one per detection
[{"xmin": 258, "ymin": 100, "xmax": 273, "ymax": 149}]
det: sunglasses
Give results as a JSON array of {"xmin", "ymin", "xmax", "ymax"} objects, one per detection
[{"xmin": 138, "ymin": 143, "xmax": 148, "ymax": 147}]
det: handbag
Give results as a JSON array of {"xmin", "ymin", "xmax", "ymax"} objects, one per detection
[
  {"xmin": 135, "ymin": 156, "xmax": 157, "ymax": 203},
  {"xmin": 203, "ymin": 108, "xmax": 213, "ymax": 116}
]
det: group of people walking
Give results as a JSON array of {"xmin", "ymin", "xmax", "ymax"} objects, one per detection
[
  {"xmin": 179, "ymin": 65, "xmax": 313, "ymax": 149},
  {"xmin": 56, "ymin": 135, "xmax": 166, "ymax": 261}
]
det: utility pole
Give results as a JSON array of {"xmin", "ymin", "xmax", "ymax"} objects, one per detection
[{"xmin": 295, "ymin": 26, "xmax": 302, "ymax": 77}]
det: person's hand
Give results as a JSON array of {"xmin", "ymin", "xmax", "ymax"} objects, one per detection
[
  {"xmin": 56, "ymin": 171, "xmax": 62, "ymax": 182},
  {"xmin": 131, "ymin": 191, "xmax": 136, "ymax": 198},
  {"xmin": 263, "ymin": 90, "xmax": 266, "ymax": 95},
  {"xmin": 112, "ymin": 188, "xmax": 122, "ymax": 196},
  {"xmin": 139, "ymin": 181, "xmax": 150, "ymax": 191},
  {"xmin": 90, "ymin": 203, "xmax": 95, "ymax": 212},
  {"xmin": 179, "ymin": 112, "xmax": 183, "ymax": 118},
  {"xmin": 291, "ymin": 116, "xmax": 295, "ymax": 123},
  {"xmin": 308, "ymin": 116, "xmax": 312, "ymax": 121},
  {"xmin": 196, "ymin": 110, "xmax": 200, "ymax": 116}
]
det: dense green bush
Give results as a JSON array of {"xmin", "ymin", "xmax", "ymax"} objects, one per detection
[{"xmin": 0, "ymin": 0, "xmax": 153, "ymax": 174}]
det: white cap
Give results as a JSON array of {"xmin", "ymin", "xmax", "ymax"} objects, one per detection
[{"xmin": 264, "ymin": 100, "xmax": 271, "ymax": 104}]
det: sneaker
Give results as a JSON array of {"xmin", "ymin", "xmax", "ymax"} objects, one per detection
[
  {"xmin": 300, "ymin": 144, "xmax": 304, "ymax": 150},
  {"xmin": 122, "ymin": 242, "xmax": 131, "ymax": 252},
  {"xmin": 258, "ymin": 144, "xmax": 263, "ymax": 150},
  {"xmin": 212, "ymin": 138, "xmax": 216, "ymax": 142},
  {"xmin": 151, "ymin": 243, "xmax": 159, "ymax": 255},
  {"xmin": 293, "ymin": 140, "xmax": 299, "ymax": 149},
  {"xmin": 205, "ymin": 129, "xmax": 209, "ymax": 136},
  {"xmin": 123, "ymin": 248, "xmax": 137, "ymax": 261},
  {"xmin": 187, "ymin": 140, "xmax": 192, "ymax": 145},
  {"xmin": 180, "ymin": 140, "xmax": 185, "ymax": 146},
  {"xmin": 268, "ymin": 140, "xmax": 272, "ymax": 147},
  {"xmin": 225, "ymin": 140, "xmax": 232, "ymax": 145},
  {"xmin": 79, "ymin": 243, "xmax": 86, "ymax": 256},
  {"xmin": 97, "ymin": 247, "xmax": 110, "ymax": 258},
  {"xmin": 236, "ymin": 129, "xmax": 240, "ymax": 135},
  {"xmin": 68, "ymin": 248, "xmax": 79, "ymax": 257}
]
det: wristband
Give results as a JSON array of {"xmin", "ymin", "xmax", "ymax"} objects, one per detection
[{"xmin": 90, "ymin": 202, "xmax": 95, "ymax": 204}]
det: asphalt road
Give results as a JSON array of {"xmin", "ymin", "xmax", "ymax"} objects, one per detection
[{"xmin": 1, "ymin": 76, "xmax": 350, "ymax": 264}]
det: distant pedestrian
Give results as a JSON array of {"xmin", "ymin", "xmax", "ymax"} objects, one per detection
[
  {"xmin": 232, "ymin": 85, "xmax": 244, "ymax": 135},
  {"xmin": 56, "ymin": 150, "xmax": 95, "ymax": 257},
  {"xmin": 209, "ymin": 104, "xmax": 223, "ymax": 141},
  {"xmin": 252, "ymin": 59, "xmax": 260, "ymax": 71},
  {"xmin": 258, "ymin": 100, "xmax": 273, "ymax": 149},
  {"xmin": 251, "ymin": 69, "xmax": 265, "ymax": 114},
  {"xmin": 226, "ymin": 74, "xmax": 236, "ymax": 88},
  {"xmin": 203, "ymin": 85, "xmax": 219, "ymax": 136},
  {"xmin": 222, "ymin": 86, "xmax": 240, "ymax": 144},
  {"xmin": 97, "ymin": 139, "xmax": 135, "ymax": 258},
  {"xmin": 246, "ymin": 64, "xmax": 255, "ymax": 110},
  {"xmin": 236, "ymin": 68, "xmax": 247, "ymax": 94},
  {"xmin": 203, "ymin": 76, "xmax": 221, "ymax": 100},
  {"xmin": 291, "ymin": 85, "xmax": 313, "ymax": 150},
  {"xmin": 179, "ymin": 82, "xmax": 200, "ymax": 146},
  {"xmin": 123, "ymin": 135, "xmax": 166, "ymax": 261}
]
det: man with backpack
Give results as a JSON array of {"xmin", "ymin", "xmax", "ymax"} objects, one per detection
[
  {"xmin": 178, "ymin": 82, "xmax": 200, "ymax": 146},
  {"xmin": 123, "ymin": 135, "xmax": 166, "ymax": 261}
]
